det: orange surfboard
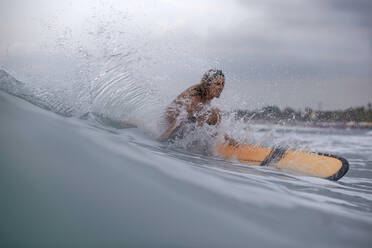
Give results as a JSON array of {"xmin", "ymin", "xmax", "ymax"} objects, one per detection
[{"xmin": 215, "ymin": 143, "xmax": 349, "ymax": 181}]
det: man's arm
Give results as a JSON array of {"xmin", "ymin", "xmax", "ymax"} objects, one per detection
[
  {"xmin": 157, "ymin": 118, "xmax": 185, "ymax": 142},
  {"xmin": 194, "ymin": 107, "xmax": 221, "ymax": 126}
]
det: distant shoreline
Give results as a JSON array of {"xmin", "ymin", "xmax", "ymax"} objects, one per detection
[
  {"xmin": 233, "ymin": 104, "xmax": 372, "ymax": 129},
  {"xmin": 248, "ymin": 120, "xmax": 372, "ymax": 129}
]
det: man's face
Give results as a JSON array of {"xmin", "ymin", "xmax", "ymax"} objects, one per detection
[{"xmin": 209, "ymin": 77, "xmax": 225, "ymax": 98}]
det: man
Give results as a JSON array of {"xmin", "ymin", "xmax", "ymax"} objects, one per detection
[{"xmin": 158, "ymin": 69, "xmax": 225, "ymax": 142}]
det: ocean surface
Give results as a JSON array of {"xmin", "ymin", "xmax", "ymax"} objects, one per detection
[{"xmin": 1, "ymin": 72, "xmax": 372, "ymax": 247}]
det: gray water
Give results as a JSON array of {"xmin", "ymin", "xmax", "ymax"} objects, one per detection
[{"xmin": 1, "ymin": 80, "xmax": 372, "ymax": 247}]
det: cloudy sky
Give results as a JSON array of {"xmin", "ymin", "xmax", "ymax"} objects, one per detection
[{"xmin": 1, "ymin": 0, "xmax": 371, "ymax": 110}]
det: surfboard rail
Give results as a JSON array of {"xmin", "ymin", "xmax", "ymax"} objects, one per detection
[{"xmin": 215, "ymin": 143, "xmax": 349, "ymax": 181}]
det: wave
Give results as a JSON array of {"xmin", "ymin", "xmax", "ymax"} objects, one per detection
[
  {"xmin": 2, "ymin": 87, "xmax": 372, "ymax": 247},
  {"xmin": 0, "ymin": 69, "xmax": 76, "ymax": 117},
  {"xmin": 0, "ymin": 68, "xmax": 158, "ymax": 133}
]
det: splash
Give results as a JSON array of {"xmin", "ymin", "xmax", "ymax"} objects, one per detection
[
  {"xmin": 0, "ymin": 1, "xmax": 309, "ymax": 151},
  {"xmin": 0, "ymin": 1, "xmax": 222, "ymax": 137},
  {"xmin": 1, "ymin": 3, "xmax": 163, "ymax": 135}
]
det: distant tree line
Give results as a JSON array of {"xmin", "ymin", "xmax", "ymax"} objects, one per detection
[{"xmin": 234, "ymin": 103, "xmax": 372, "ymax": 123}]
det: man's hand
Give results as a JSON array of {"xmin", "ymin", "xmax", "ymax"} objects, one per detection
[
  {"xmin": 206, "ymin": 108, "xmax": 221, "ymax": 125},
  {"xmin": 196, "ymin": 108, "xmax": 221, "ymax": 126}
]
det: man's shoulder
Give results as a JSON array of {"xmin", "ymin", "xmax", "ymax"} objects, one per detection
[
  {"xmin": 184, "ymin": 84, "xmax": 202, "ymax": 97},
  {"xmin": 171, "ymin": 84, "xmax": 202, "ymax": 107}
]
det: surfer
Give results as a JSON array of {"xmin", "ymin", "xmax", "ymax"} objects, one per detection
[{"xmin": 158, "ymin": 69, "xmax": 226, "ymax": 142}]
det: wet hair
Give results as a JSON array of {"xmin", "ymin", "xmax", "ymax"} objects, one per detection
[{"xmin": 196, "ymin": 69, "xmax": 224, "ymax": 98}]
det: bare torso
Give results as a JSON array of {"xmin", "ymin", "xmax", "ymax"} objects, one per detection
[
  {"xmin": 165, "ymin": 85, "xmax": 208, "ymax": 124},
  {"xmin": 159, "ymin": 84, "xmax": 221, "ymax": 141}
]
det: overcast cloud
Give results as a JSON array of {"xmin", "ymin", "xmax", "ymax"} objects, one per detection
[{"xmin": 0, "ymin": 0, "xmax": 371, "ymax": 110}]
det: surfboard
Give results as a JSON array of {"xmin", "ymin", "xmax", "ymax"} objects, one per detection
[{"xmin": 215, "ymin": 143, "xmax": 349, "ymax": 181}]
